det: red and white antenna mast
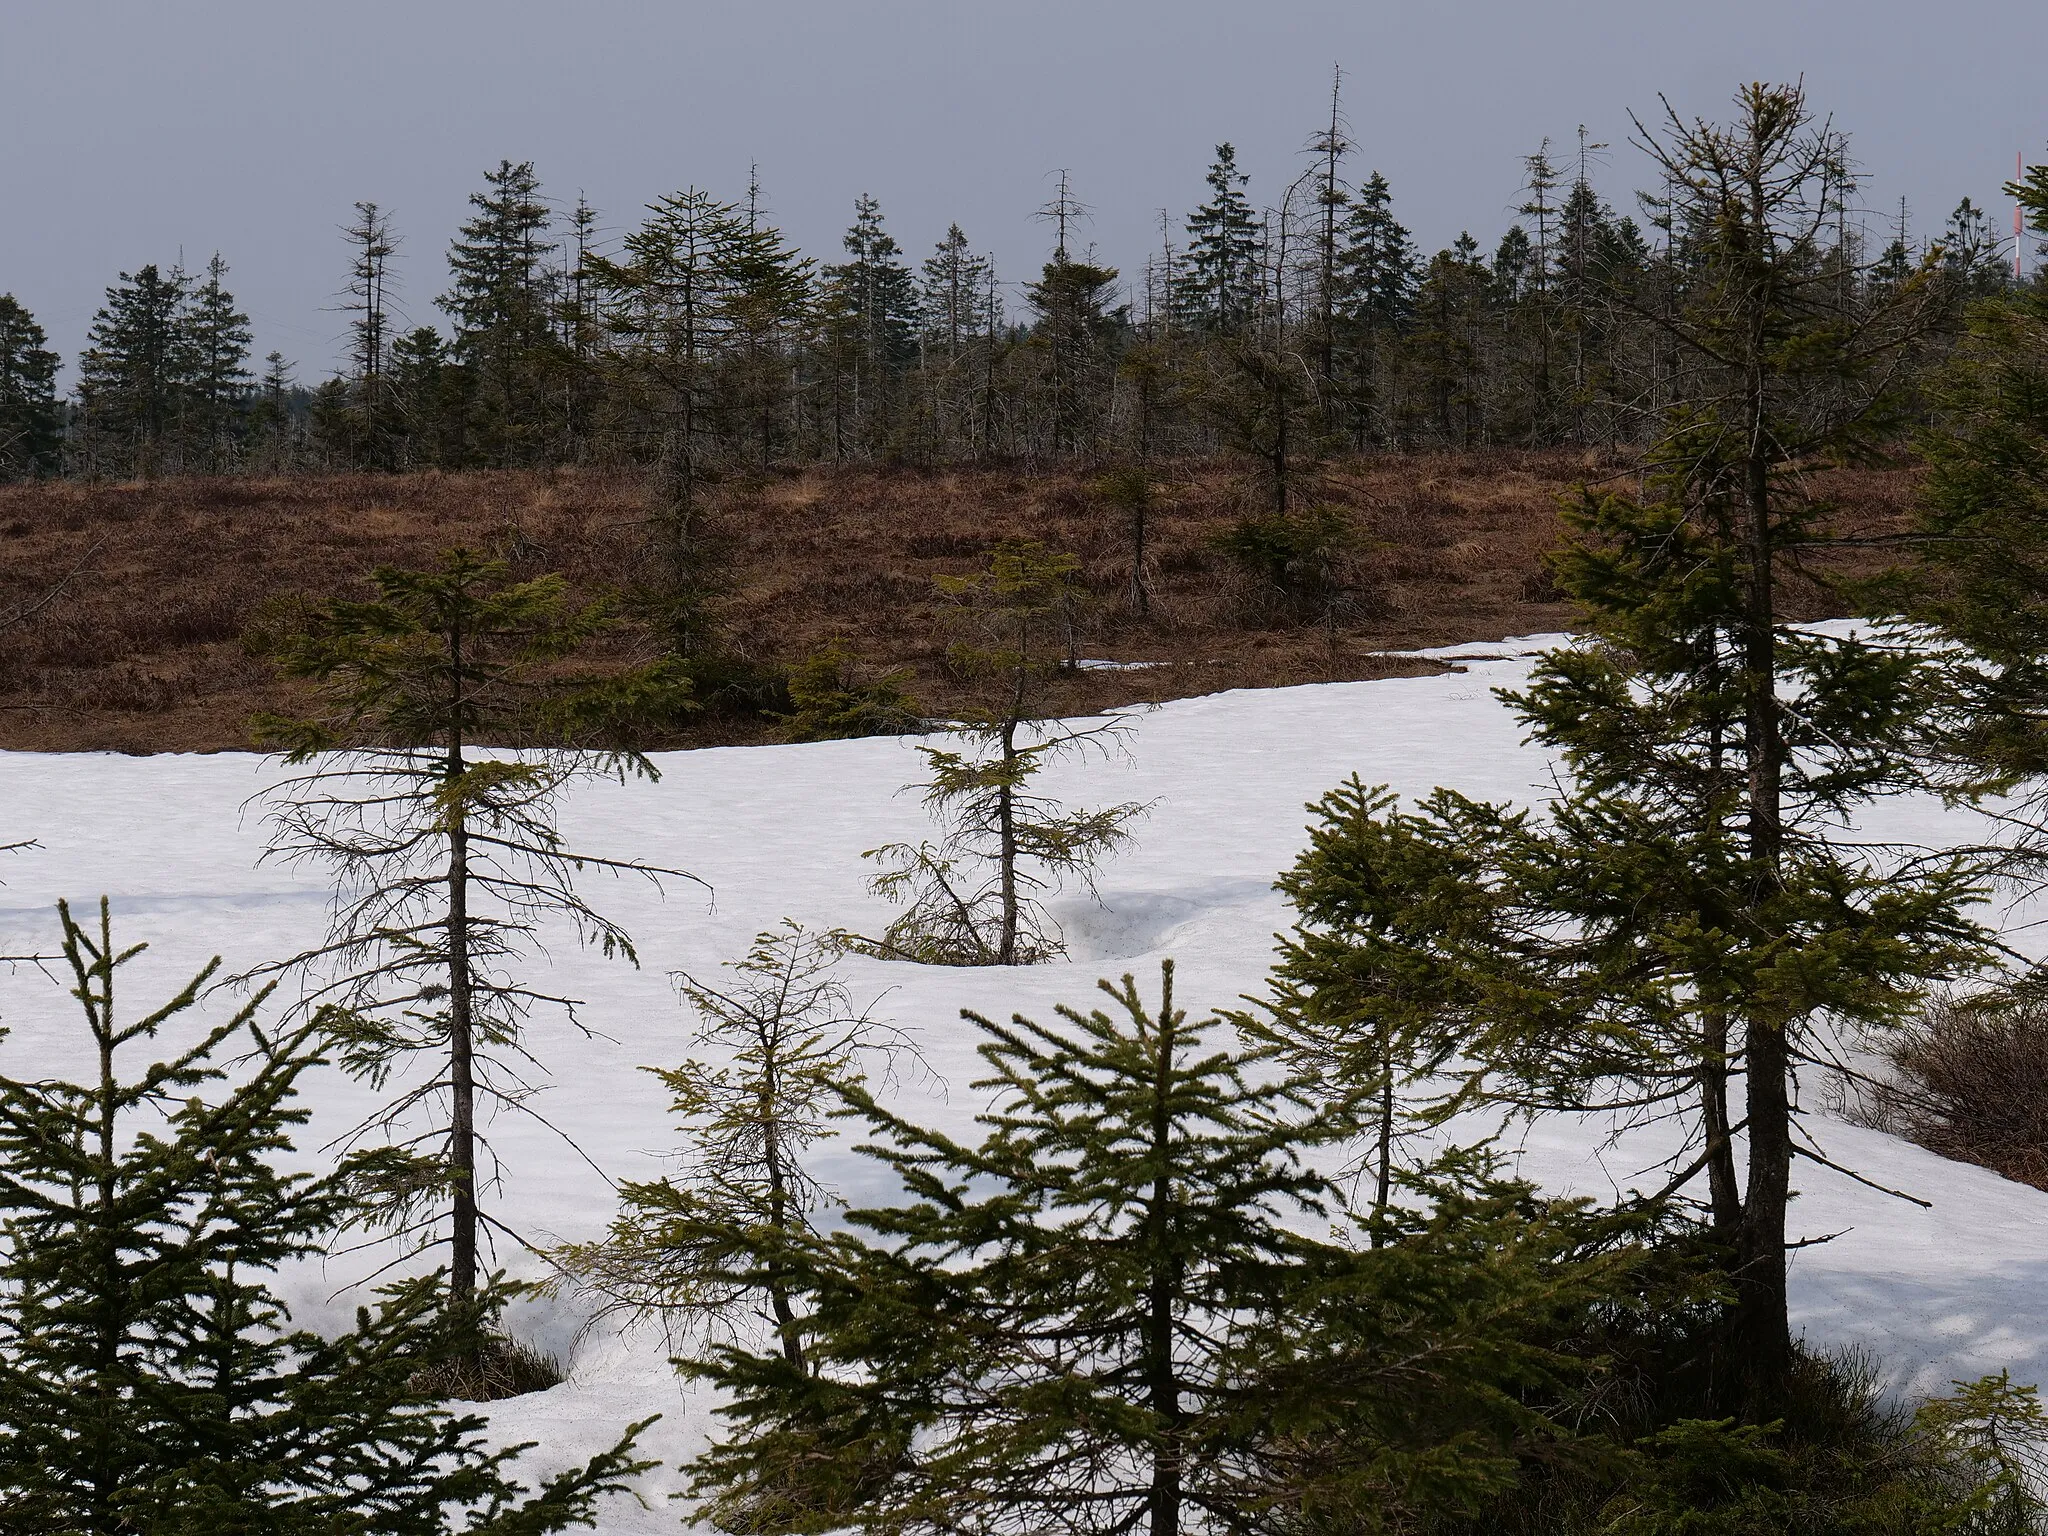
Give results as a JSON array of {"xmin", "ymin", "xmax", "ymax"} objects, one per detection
[{"xmin": 2019, "ymin": 151, "xmax": 2027, "ymax": 282}]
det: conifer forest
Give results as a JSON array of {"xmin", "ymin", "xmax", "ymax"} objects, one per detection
[
  {"xmin": 0, "ymin": 87, "xmax": 2025, "ymax": 484},
  {"xmin": 9, "ymin": 44, "xmax": 2048, "ymax": 1534}
]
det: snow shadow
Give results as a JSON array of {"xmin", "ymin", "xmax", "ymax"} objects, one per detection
[{"xmin": 1051, "ymin": 878, "xmax": 1278, "ymax": 963}]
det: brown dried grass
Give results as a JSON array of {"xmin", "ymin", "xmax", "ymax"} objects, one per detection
[
  {"xmin": 1847, "ymin": 990, "xmax": 2048, "ymax": 1193},
  {"xmin": 409, "ymin": 1332, "xmax": 565, "ymax": 1403},
  {"xmin": 0, "ymin": 453, "xmax": 1919, "ymax": 753}
]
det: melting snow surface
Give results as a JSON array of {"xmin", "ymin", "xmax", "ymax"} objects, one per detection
[{"xmin": 0, "ymin": 632, "xmax": 2041, "ymax": 1529}]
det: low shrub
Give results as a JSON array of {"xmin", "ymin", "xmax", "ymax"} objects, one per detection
[
  {"xmin": 1849, "ymin": 985, "xmax": 2048, "ymax": 1191},
  {"xmin": 777, "ymin": 640, "xmax": 923, "ymax": 742},
  {"xmin": 1208, "ymin": 503, "xmax": 1362, "ymax": 624},
  {"xmin": 678, "ymin": 650, "xmax": 791, "ymax": 720},
  {"xmin": 1474, "ymin": 1336, "xmax": 2046, "ymax": 1535}
]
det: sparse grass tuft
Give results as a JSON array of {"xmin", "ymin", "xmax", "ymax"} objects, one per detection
[{"xmin": 411, "ymin": 1332, "xmax": 565, "ymax": 1403}]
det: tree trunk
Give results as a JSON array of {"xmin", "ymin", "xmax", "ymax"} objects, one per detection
[
  {"xmin": 446, "ymin": 617, "xmax": 479, "ymax": 1304},
  {"xmin": 1701, "ymin": 1005, "xmax": 1743, "ymax": 1237},
  {"xmin": 1702, "ymin": 654, "xmax": 1744, "ymax": 1238},
  {"xmin": 997, "ymin": 717, "xmax": 1019, "ymax": 966},
  {"xmin": 1130, "ymin": 496, "xmax": 1149, "ymax": 617},
  {"xmin": 91, "ymin": 955, "xmax": 118, "ymax": 1536},
  {"xmin": 1733, "ymin": 353, "xmax": 1793, "ymax": 1413},
  {"xmin": 1371, "ymin": 1014, "xmax": 1395, "ymax": 1248},
  {"xmin": 1146, "ymin": 981, "xmax": 1182, "ymax": 1536},
  {"xmin": 668, "ymin": 325, "xmax": 702, "ymax": 658},
  {"xmin": 760, "ymin": 1072, "xmax": 805, "ymax": 1369},
  {"xmin": 1270, "ymin": 368, "xmax": 1289, "ymax": 517}
]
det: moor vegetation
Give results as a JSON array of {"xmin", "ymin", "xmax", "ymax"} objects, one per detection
[{"xmin": 0, "ymin": 452, "xmax": 1918, "ymax": 753}]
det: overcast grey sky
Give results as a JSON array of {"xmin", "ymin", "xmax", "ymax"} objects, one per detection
[{"xmin": 4, "ymin": 0, "xmax": 2043, "ymax": 381}]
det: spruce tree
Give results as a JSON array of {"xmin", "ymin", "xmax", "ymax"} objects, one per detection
[
  {"xmin": 565, "ymin": 923, "xmax": 907, "ymax": 1365},
  {"xmin": 1021, "ymin": 173, "xmax": 1122, "ymax": 455},
  {"xmin": 1252, "ymin": 88, "xmax": 1990, "ymax": 1421},
  {"xmin": 0, "ymin": 296, "xmax": 61, "ymax": 479},
  {"xmin": 1518, "ymin": 139, "xmax": 1560, "ymax": 295},
  {"xmin": 725, "ymin": 181, "xmax": 816, "ymax": 468},
  {"xmin": 682, "ymin": 963, "xmax": 1630, "ymax": 1536},
  {"xmin": 827, "ymin": 194, "xmax": 918, "ymax": 374},
  {"xmin": 687, "ymin": 962, "xmax": 1330, "ymax": 1536},
  {"xmin": 1301, "ymin": 67, "xmax": 1353, "ymax": 426},
  {"xmin": 589, "ymin": 186, "xmax": 750, "ymax": 654},
  {"xmin": 339, "ymin": 201, "xmax": 402, "ymax": 467},
  {"xmin": 974, "ymin": 259, "xmax": 1010, "ymax": 459},
  {"xmin": 344, "ymin": 201, "xmax": 399, "ymax": 387},
  {"xmin": 919, "ymin": 224, "xmax": 987, "ymax": 358},
  {"xmin": 818, "ymin": 195, "xmax": 918, "ymax": 456},
  {"xmin": 1335, "ymin": 175, "xmax": 1416, "ymax": 330},
  {"xmin": 186, "ymin": 253, "xmax": 252, "ymax": 469},
  {"xmin": 250, "ymin": 551, "xmax": 693, "ymax": 1304},
  {"xmin": 1177, "ymin": 144, "xmax": 1263, "ymax": 336},
  {"xmin": 1191, "ymin": 330, "xmax": 1325, "ymax": 519},
  {"xmin": 1023, "ymin": 248, "xmax": 1120, "ymax": 456},
  {"xmin": 1937, "ymin": 196, "xmax": 2009, "ymax": 300},
  {"xmin": 1492, "ymin": 141, "xmax": 1567, "ymax": 443},
  {"xmin": 1906, "ymin": 159, "xmax": 2048, "ymax": 882},
  {"xmin": 387, "ymin": 325, "xmax": 463, "ymax": 468},
  {"xmin": 1582, "ymin": 85, "xmax": 1969, "ymax": 1409},
  {"xmin": 1553, "ymin": 170, "xmax": 1608, "ymax": 442},
  {"xmin": 1480, "ymin": 482, "xmax": 1986, "ymax": 1269},
  {"xmin": 1249, "ymin": 778, "xmax": 1504, "ymax": 1236},
  {"xmin": 1368, "ymin": 474, "xmax": 1991, "ymax": 1425},
  {"xmin": 1407, "ymin": 236, "xmax": 1492, "ymax": 447},
  {"xmin": 775, "ymin": 641, "xmax": 922, "ymax": 743},
  {"xmin": 1094, "ymin": 466, "xmax": 1156, "ymax": 615},
  {"xmin": 556, "ymin": 193, "xmax": 604, "ymax": 460},
  {"xmin": 1331, "ymin": 171, "xmax": 1416, "ymax": 444},
  {"xmin": 440, "ymin": 160, "xmax": 560, "ymax": 465},
  {"xmin": 1177, "ymin": 147, "xmax": 1311, "ymax": 496},
  {"xmin": 250, "ymin": 351, "xmax": 300, "ymax": 472},
  {"xmin": 859, "ymin": 540, "xmax": 1145, "ymax": 965},
  {"xmin": 918, "ymin": 224, "xmax": 990, "ymax": 454},
  {"xmin": 1493, "ymin": 226, "xmax": 1536, "ymax": 303},
  {"xmin": 75, "ymin": 262, "xmax": 195, "ymax": 476},
  {"xmin": 0, "ymin": 899, "xmax": 650, "ymax": 1533},
  {"xmin": 1459, "ymin": 150, "xmax": 1988, "ymax": 1403}
]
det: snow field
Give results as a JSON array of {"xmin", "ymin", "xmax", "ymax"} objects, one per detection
[{"xmin": 0, "ymin": 633, "xmax": 2043, "ymax": 1530}]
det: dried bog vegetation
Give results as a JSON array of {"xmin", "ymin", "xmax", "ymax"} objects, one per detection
[{"xmin": 0, "ymin": 452, "xmax": 1915, "ymax": 753}]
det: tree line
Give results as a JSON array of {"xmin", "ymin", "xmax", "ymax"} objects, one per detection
[{"xmin": 0, "ymin": 74, "xmax": 2028, "ymax": 488}]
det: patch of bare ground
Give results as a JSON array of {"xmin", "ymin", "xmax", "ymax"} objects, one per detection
[{"xmin": 0, "ymin": 453, "xmax": 1918, "ymax": 753}]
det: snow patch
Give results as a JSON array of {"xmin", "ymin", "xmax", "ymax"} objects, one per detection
[{"xmin": 0, "ymin": 625, "xmax": 2042, "ymax": 1529}]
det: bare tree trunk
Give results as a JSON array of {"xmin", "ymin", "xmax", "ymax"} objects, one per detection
[
  {"xmin": 1136, "ymin": 369, "xmax": 1153, "ymax": 465},
  {"xmin": 1130, "ymin": 492, "xmax": 1149, "ymax": 617},
  {"xmin": 1271, "ymin": 368, "xmax": 1290, "ymax": 517}
]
